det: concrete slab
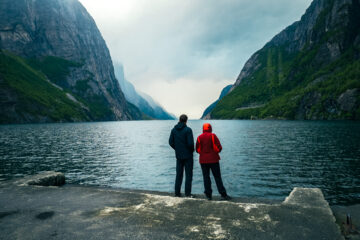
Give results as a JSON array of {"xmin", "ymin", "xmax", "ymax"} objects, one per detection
[{"xmin": 0, "ymin": 181, "xmax": 343, "ymax": 240}]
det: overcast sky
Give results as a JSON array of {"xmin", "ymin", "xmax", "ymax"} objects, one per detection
[{"xmin": 79, "ymin": 0, "xmax": 312, "ymax": 119}]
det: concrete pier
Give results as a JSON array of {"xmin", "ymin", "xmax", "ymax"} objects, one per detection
[{"xmin": 0, "ymin": 174, "xmax": 343, "ymax": 240}]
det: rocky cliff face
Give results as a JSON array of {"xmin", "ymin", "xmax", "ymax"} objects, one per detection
[
  {"xmin": 209, "ymin": 0, "xmax": 360, "ymax": 120},
  {"xmin": 0, "ymin": 0, "xmax": 141, "ymax": 123}
]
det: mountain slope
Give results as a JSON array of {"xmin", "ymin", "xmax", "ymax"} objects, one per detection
[
  {"xmin": 0, "ymin": 51, "xmax": 90, "ymax": 123},
  {"xmin": 209, "ymin": 0, "xmax": 360, "ymax": 120},
  {"xmin": 114, "ymin": 64, "xmax": 175, "ymax": 120},
  {"xmin": 201, "ymin": 84, "xmax": 232, "ymax": 119},
  {"xmin": 0, "ymin": 0, "xmax": 142, "ymax": 123}
]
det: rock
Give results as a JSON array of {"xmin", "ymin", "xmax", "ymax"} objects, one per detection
[
  {"xmin": 16, "ymin": 171, "xmax": 65, "ymax": 186},
  {"xmin": 232, "ymin": 53, "xmax": 261, "ymax": 88},
  {"xmin": 337, "ymin": 89, "xmax": 359, "ymax": 112},
  {"xmin": 207, "ymin": 0, "xmax": 360, "ymax": 120},
  {"xmin": 0, "ymin": 0, "xmax": 142, "ymax": 122},
  {"xmin": 295, "ymin": 92, "xmax": 321, "ymax": 120}
]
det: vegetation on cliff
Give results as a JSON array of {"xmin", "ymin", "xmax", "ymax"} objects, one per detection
[
  {"xmin": 209, "ymin": 0, "xmax": 360, "ymax": 120},
  {"xmin": 0, "ymin": 0, "xmax": 143, "ymax": 123},
  {"xmin": 0, "ymin": 51, "xmax": 89, "ymax": 123}
]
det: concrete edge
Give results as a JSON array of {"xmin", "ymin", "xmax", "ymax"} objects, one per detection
[{"xmin": 283, "ymin": 187, "xmax": 344, "ymax": 239}]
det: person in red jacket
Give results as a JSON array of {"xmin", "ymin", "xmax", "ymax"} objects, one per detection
[{"xmin": 196, "ymin": 123, "xmax": 231, "ymax": 200}]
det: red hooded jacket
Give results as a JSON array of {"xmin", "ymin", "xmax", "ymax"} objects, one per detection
[{"xmin": 196, "ymin": 123, "xmax": 222, "ymax": 164}]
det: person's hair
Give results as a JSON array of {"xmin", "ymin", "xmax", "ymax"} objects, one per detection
[{"xmin": 179, "ymin": 114, "xmax": 188, "ymax": 123}]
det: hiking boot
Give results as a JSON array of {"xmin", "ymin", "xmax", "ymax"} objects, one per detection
[
  {"xmin": 221, "ymin": 195, "xmax": 232, "ymax": 201},
  {"xmin": 175, "ymin": 193, "xmax": 182, "ymax": 197},
  {"xmin": 205, "ymin": 194, "xmax": 212, "ymax": 201}
]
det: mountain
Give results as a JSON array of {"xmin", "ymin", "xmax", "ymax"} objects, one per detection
[
  {"xmin": 0, "ymin": 0, "xmax": 142, "ymax": 123},
  {"xmin": 139, "ymin": 92, "xmax": 176, "ymax": 120},
  {"xmin": 208, "ymin": 0, "xmax": 360, "ymax": 120},
  {"xmin": 201, "ymin": 84, "xmax": 232, "ymax": 119},
  {"xmin": 114, "ymin": 63, "xmax": 175, "ymax": 120}
]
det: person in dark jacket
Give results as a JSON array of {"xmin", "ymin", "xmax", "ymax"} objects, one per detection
[
  {"xmin": 169, "ymin": 114, "xmax": 195, "ymax": 197},
  {"xmin": 196, "ymin": 123, "xmax": 231, "ymax": 200}
]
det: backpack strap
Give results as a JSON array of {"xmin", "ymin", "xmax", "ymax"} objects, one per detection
[{"xmin": 212, "ymin": 134, "xmax": 220, "ymax": 153}]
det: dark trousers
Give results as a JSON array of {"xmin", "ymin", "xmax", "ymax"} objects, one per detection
[
  {"xmin": 201, "ymin": 163, "xmax": 227, "ymax": 197},
  {"xmin": 175, "ymin": 158, "xmax": 193, "ymax": 196}
]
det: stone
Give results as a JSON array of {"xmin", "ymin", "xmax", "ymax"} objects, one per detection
[
  {"xmin": 337, "ymin": 89, "xmax": 359, "ymax": 112},
  {"xmin": 16, "ymin": 171, "xmax": 65, "ymax": 186},
  {"xmin": 205, "ymin": 0, "xmax": 360, "ymax": 120},
  {"xmin": 0, "ymin": 0, "xmax": 142, "ymax": 122},
  {"xmin": 295, "ymin": 92, "xmax": 321, "ymax": 120}
]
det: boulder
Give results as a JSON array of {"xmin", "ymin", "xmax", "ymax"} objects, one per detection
[{"xmin": 17, "ymin": 171, "xmax": 65, "ymax": 186}]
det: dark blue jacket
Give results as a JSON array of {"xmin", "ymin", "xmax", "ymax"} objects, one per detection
[{"xmin": 169, "ymin": 122, "xmax": 194, "ymax": 160}]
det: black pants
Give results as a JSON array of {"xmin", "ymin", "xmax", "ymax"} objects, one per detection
[
  {"xmin": 201, "ymin": 163, "xmax": 227, "ymax": 197},
  {"xmin": 175, "ymin": 158, "xmax": 193, "ymax": 196}
]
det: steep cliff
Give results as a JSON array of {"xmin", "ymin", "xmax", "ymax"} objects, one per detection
[
  {"xmin": 209, "ymin": 0, "xmax": 360, "ymax": 120},
  {"xmin": 0, "ymin": 0, "xmax": 142, "ymax": 123},
  {"xmin": 114, "ymin": 63, "xmax": 175, "ymax": 120}
]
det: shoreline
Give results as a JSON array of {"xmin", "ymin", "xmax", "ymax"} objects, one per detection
[{"xmin": 0, "ymin": 172, "xmax": 347, "ymax": 239}]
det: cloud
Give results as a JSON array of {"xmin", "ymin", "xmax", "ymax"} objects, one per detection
[
  {"xmin": 79, "ymin": 0, "xmax": 312, "ymax": 118},
  {"xmin": 142, "ymin": 77, "xmax": 233, "ymax": 119}
]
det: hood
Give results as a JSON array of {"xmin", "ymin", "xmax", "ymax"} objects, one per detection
[
  {"xmin": 175, "ymin": 122, "xmax": 186, "ymax": 130},
  {"xmin": 203, "ymin": 123, "xmax": 212, "ymax": 133}
]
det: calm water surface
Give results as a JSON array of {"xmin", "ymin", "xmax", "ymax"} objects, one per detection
[{"xmin": 0, "ymin": 120, "xmax": 359, "ymax": 205}]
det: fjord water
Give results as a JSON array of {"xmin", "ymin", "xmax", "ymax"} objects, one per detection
[{"xmin": 0, "ymin": 120, "xmax": 359, "ymax": 205}]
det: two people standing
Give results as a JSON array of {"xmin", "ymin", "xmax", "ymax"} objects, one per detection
[{"xmin": 169, "ymin": 114, "xmax": 231, "ymax": 200}]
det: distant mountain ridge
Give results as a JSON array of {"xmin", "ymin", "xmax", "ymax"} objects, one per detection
[
  {"xmin": 207, "ymin": 0, "xmax": 360, "ymax": 120},
  {"xmin": 139, "ymin": 92, "xmax": 176, "ymax": 120},
  {"xmin": 201, "ymin": 84, "xmax": 232, "ymax": 119},
  {"xmin": 114, "ymin": 63, "xmax": 175, "ymax": 120},
  {"xmin": 0, "ymin": 0, "xmax": 142, "ymax": 123}
]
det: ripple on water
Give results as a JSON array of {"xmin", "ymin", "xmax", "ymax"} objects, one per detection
[{"xmin": 0, "ymin": 120, "xmax": 359, "ymax": 205}]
